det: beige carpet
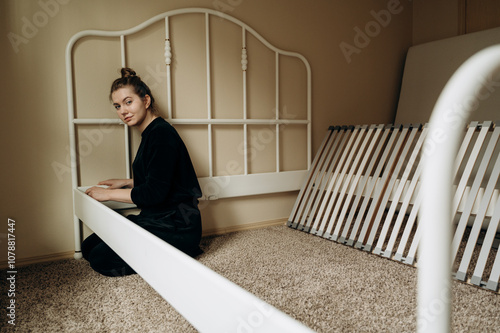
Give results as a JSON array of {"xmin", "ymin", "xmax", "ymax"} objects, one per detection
[{"xmin": 1, "ymin": 225, "xmax": 499, "ymax": 332}]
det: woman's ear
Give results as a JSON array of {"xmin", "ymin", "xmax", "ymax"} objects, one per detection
[{"xmin": 144, "ymin": 94, "xmax": 151, "ymax": 109}]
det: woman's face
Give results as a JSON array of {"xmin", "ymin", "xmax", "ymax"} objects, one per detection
[{"xmin": 111, "ymin": 86, "xmax": 151, "ymax": 129}]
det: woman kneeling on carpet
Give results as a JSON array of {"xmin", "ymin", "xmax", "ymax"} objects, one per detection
[{"xmin": 82, "ymin": 67, "xmax": 203, "ymax": 277}]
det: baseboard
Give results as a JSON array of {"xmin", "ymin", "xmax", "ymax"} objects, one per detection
[
  {"xmin": 0, "ymin": 219, "xmax": 288, "ymax": 269},
  {"xmin": 202, "ymin": 218, "xmax": 288, "ymax": 236},
  {"xmin": 0, "ymin": 251, "xmax": 75, "ymax": 270}
]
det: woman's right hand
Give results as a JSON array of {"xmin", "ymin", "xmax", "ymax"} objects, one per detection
[{"xmin": 97, "ymin": 179, "xmax": 133, "ymax": 189}]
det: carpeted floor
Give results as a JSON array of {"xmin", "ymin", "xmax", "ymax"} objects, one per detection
[{"xmin": 1, "ymin": 225, "xmax": 499, "ymax": 332}]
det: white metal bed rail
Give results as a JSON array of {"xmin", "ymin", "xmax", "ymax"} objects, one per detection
[{"xmin": 74, "ymin": 188, "xmax": 313, "ymax": 332}]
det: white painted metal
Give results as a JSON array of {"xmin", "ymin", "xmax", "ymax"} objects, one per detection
[
  {"xmin": 419, "ymin": 45, "xmax": 500, "ymax": 333},
  {"xmin": 66, "ymin": 8, "xmax": 312, "ymax": 258},
  {"xmin": 66, "ymin": 8, "xmax": 315, "ymax": 332},
  {"xmin": 198, "ymin": 170, "xmax": 308, "ymax": 200},
  {"xmin": 74, "ymin": 189, "xmax": 313, "ymax": 333}
]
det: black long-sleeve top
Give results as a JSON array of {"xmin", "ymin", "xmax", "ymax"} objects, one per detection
[{"xmin": 130, "ymin": 117, "xmax": 201, "ymax": 217}]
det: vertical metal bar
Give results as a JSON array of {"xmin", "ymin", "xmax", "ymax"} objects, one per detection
[
  {"xmin": 165, "ymin": 17, "xmax": 173, "ymax": 120},
  {"xmin": 205, "ymin": 13, "xmax": 213, "ymax": 177},
  {"xmin": 275, "ymin": 52, "xmax": 280, "ymax": 173},
  {"xmin": 120, "ymin": 35, "xmax": 131, "ymax": 179},
  {"xmin": 242, "ymin": 28, "xmax": 248, "ymax": 175}
]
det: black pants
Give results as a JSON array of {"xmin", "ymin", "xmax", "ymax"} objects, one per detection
[{"xmin": 82, "ymin": 207, "xmax": 202, "ymax": 277}]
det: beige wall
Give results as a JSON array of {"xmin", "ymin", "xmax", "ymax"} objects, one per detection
[
  {"xmin": 413, "ymin": 0, "xmax": 459, "ymax": 44},
  {"xmin": 0, "ymin": 0, "xmax": 412, "ymax": 263}
]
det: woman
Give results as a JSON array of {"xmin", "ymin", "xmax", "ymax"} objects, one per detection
[{"xmin": 82, "ymin": 68, "xmax": 203, "ymax": 277}]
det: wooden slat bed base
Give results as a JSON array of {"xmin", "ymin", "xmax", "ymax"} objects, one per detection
[{"xmin": 288, "ymin": 121, "xmax": 500, "ymax": 293}]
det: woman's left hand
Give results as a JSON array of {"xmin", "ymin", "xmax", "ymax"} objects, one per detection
[{"xmin": 85, "ymin": 186, "xmax": 110, "ymax": 202}]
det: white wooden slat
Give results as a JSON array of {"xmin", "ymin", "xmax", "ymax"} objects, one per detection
[
  {"xmin": 302, "ymin": 128, "xmax": 352, "ymax": 232},
  {"xmin": 382, "ymin": 125, "xmax": 429, "ymax": 258},
  {"xmin": 453, "ymin": 125, "xmax": 500, "ymax": 279},
  {"xmin": 455, "ymin": 125, "xmax": 500, "ymax": 281},
  {"xmin": 356, "ymin": 125, "xmax": 409, "ymax": 250},
  {"xmin": 485, "ymin": 198, "xmax": 500, "ymax": 291},
  {"xmin": 470, "ymin": 185, "xmax": 500, "ymax": 286},
  {"xmin": 345, "ymin": 124, "xmax": 392, "ymax": 246},
  {"xmin": 350, "ymin": 125, "xmax": 401, "ymax": 248},
  {"xmin": 299, "ymin": 127, "xmax": 345, "ymax": 231},
  {"xmin": 294, "ymin": 129, "xmax": 339, "ymax": 230},
  {"xmin": 315, "ymin": 125, "xmax": 365, "ymax": 236},
  {"xmin": 337, "ymin": 124, "xmax": 385, "ymax": 243},
  {"xmin": 395, "ymin": 122, "xmax": 476, "ymax": 264},
  {"xmin": 325, "ymin": 125, "xmax": 370, "ymax": 240},
  {"xmin": 452, "ymin": 122, "xmax": 492, "ymax": 215},
  {"xmin": 288, "ymin": 127, "xmax": 335, "ymax": 229},
  {"xmin": 393, "ymin": 182, "xmax": 422, "ymax": 263},
  {"xmin": 310, "ymin": 126, "xmax": 357, "ymax": 234},
  {"xmin": 371, "ymin": 125, "xmax": 421, "ymax": 254}
]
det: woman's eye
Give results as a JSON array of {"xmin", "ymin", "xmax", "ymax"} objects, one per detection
[{"xmin": 126, "ymin": 100, "xmax": 132, "ymax": 105}]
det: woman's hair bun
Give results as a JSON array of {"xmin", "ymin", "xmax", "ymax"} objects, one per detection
[{"xmin": 121, "ymin": 67, "xmax": 137, "ymax": 78}]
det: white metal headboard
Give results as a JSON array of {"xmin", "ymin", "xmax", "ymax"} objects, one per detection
[{"xmin": 65, "ymin": 7, "xmax": 311, "ymax": 202}]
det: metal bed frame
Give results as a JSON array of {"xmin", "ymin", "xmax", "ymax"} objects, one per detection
[{"xmin": 66, "ymin": 7, "xmax": 500, "ymax": 333}]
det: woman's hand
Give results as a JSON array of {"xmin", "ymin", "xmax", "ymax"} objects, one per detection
[
  {"xmin": 85, "ymin": 185, "xmax": 134, "ymax": 204},
  {"xmin": 97, "ymin": 179, "xmax": 133, "ymax": 189},
  {"xmin": 85, "ymin": 186, "xmax": 111, "ymax": 202}
]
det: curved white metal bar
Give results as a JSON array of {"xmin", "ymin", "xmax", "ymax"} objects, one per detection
[
  {"xmin": 419, "ymin": 45, "xmax": 500, "ymax": 333},
  {"xmin": 65, "ymin": 7, "xmax": 312, "ymax": 258}
]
